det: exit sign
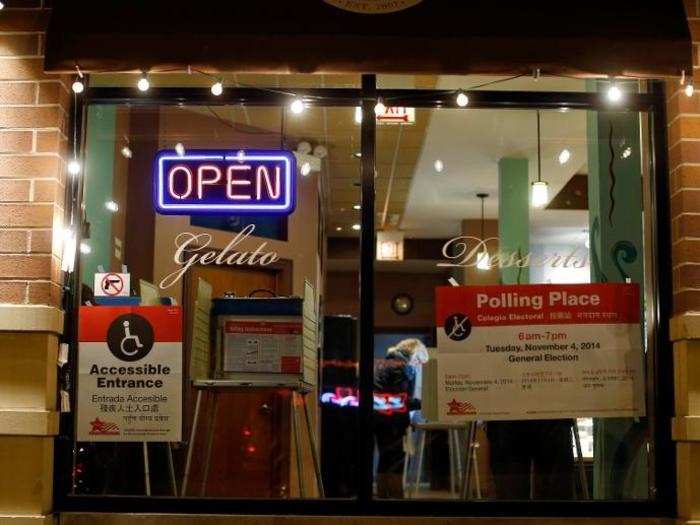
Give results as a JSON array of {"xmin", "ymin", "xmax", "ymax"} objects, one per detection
[
  {"xmin": 154, "ymin": 149, "xmax": 296, "ymax": 215},
  {"xmin": 376, "ymin": 107, "xmax": 415, "ymax": 125}
]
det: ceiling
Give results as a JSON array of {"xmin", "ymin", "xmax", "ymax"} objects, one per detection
[{"xmin": 95, "ymin": 72, "xmax": 619, "ymax": 246}]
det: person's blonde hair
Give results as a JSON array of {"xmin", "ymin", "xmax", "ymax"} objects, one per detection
[{"xmin": 387, "ymin": 338, "xmax": 429, "ymax": 365}]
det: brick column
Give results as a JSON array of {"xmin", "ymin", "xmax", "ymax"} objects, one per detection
[
  {"xmin": 668, "ymin": 2, "xmax": 700, "ymax": 522},
  {"xmin": 0, "ymin": 2, "xmax": 69, "ymax": 523}
]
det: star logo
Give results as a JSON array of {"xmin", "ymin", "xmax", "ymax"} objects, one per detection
[{"xmin": 447, "ymin": 398, "xmax": 476, "ymax": 415}]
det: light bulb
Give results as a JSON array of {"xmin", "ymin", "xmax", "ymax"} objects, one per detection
[
  {"xmin": 374, "ymin": 99, "xmax": 386, "ymax": 116},
  {"xmin": 296, "ymin": 141, "xmax": 312, "ymax": 155},
  {"xmin": 0, "ymin": 2, "xmax": 4, "ymax": 10},
  {"xmin": 622, "ymin": 146, "xmax": 632, "ymax": 159},
  {"xmin": 456, "ymin": 91, "xmax": 469, "ymax": 107},
  {"xmin": 300, "ymin": 162, "xmax": 311, "ymax": 176},
  {"xmin": 290, "ymin": 98, "xmax": 305, "ymax": 114},
  {"xmin": 105, "ymin": 200, "xmax": 119, "ymax": 212},
  {"xmin": 685, "ymin": 81, "xmax": 694, "ymax": 97},
  {"xmin": 121, "ymin": 145, "xmax": 132, "ymax": 158},
  {"xmin": 79, "ymin": 242, "xmax": 92, "ymax": 255},
  {"xmin": 352, "ymin": 223, "xmax": 361, "ymax": 231},
  {"xmin": 476, "ymin": 250, "xmax": 490, "ymax": 271},
  {"xmin": 607, "ymin": 82, "xmax": 622, "ymax": 103},
  {"xmin": 67, "ymin": 159, "xmax": 81, "ymax": 176},
  {"xmin": 531, "ymin": 181, "xmax": 549, "ymax": 208},
  {"xmin": 558, "ymin": 149, "xmax": 571, "ymax": 165},
  {"xmin": 211, "ymin": 80, "xmax": 223, "ymax": 96},
  {"xmin": 71, "ymin": 79, "xmax": 85, "ymax": 94},
  {"xmin": 336, "ymin": 226, "xmax": 343, "ymax": 232},
  {"xmin": 353, "ymin": 204, "xmax": 361, "ymax": 210},
  {"xmin": 434, "ymin": 159, "xmax": 444, "ymax": 173},
  {"xmin": 137, "ymin": 73, "xmax": 150, "ymax": 92},
  {"xmin": 175, "ymin": 142, "xmax": 185, "ymax": 156},
  {"xmin": 354, "ymin": 106, "xmax": 363, "ymax": 124}
]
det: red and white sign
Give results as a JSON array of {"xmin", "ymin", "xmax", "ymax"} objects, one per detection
[
  {"xmin": 436, "ymin": 283, "xmax": 645, "ymax": 421},
  {"xmin": 94, "ymin": 272, "xmax": 130, "ymax": 297},
  {"xmin": 77, "ymin": 306, "xmax": 182, "ymax": 441},
  {"xmin": 221, "ymin": 317, "xmax": 302, "ymax": 375},
  {"xmin": 376, "ymin": 106, "xmax": 415, "ymax": 125}
]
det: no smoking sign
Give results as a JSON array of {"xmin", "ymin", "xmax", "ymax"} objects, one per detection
[{"xmin": 94, "ymin": 272, "xmax": 130, "ymax": 297}]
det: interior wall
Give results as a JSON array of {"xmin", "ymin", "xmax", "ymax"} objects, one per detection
[{"xmin": 325, "ymin": 270, "xmax": 447, "ymax": 328}]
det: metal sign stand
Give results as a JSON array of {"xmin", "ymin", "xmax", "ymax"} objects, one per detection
[
  {"xmin": 408, "ymin": 421, "xmax": 481, "ymax": 499},
  {"xmin": 180, "ymin": 379, "xmax": 324, "ymax": 498},
  {"xmin": 571, "ymin": 418, "xmax": 590, "ymax": 500}
]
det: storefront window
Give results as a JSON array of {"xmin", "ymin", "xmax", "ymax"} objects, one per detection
[
  {"xmin": 369, "ymin": 104, "xmax": 654, "ymax": 500},
  {"xmin": 71, "ymin": 102, "xmax": 360, "ymax": 498},
  {"xmin": 60, "ymin": 74, "xmax": 666, "ymax": 508}
]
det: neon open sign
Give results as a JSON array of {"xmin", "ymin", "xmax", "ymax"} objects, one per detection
[{"xmin": 154, "ymin": 149, "xmax": 296, "ymax": 215}]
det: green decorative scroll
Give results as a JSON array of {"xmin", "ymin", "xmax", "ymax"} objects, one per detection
[{"xmin": 611, "ymin": 240, "xmax": 638, "ymax": 282}]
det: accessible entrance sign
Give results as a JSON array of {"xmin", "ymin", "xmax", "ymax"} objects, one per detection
[
  {"xmin": 77, "ymin": 306, "xmax": 182, "ymax": 441},
  {"xmin": 435, "ymin": 283, "xmax": 644, "ymax": 421}
]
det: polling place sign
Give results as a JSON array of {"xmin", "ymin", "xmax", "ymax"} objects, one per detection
[
  {"xmin": 436, "ymin": 283, "xmax": 644, "ymax": 421},
  {"xmin": 154, "ymin": 149, "xmax": 296, "ymax": 215},
  {"xmin": 77, "ymin": 306, "xmax": 182, "ymax": 441}
]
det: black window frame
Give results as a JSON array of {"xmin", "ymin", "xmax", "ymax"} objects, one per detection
[{"xmin": 55, "ymin": 74, "xmax": 675, "ymax": 518}]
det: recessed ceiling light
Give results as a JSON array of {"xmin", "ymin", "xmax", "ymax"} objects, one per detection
[{"xmin": 558, "ymin": 149, "xmax": 571, "ymax": 165}]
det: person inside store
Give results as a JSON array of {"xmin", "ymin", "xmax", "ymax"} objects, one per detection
[{"xmin": 373, "ymin": 338, "xmax": 429, "ymax": 498}]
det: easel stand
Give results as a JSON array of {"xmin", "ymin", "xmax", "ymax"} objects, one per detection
[{"xmin": 180, "ymin": 379, "xmax": 324, "ymax": 497}]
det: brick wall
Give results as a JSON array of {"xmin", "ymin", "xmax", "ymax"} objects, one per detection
[
  {"xmin": 0, "ymin": 2, "xmax": 66, "ymax": 522},
  {"xmin": 0, "ymin": 2, "xmax": 68, "ymax": 309}
]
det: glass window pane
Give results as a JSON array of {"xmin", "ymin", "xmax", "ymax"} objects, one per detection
[
  {"xmin": 369, "ymin": 103, "xmax": 654, "ymax": 500},
  {"xmin": 74, "ymin": 103, "xmax": 360, "ymax": 499}
]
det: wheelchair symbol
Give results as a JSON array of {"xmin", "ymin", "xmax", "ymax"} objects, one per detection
[
  {"xmin": 107, "ymin": 314, "xmax": 154, "ymax": 362},
  {"xmin": 119, "ymin": 320, "xmax": 144, "ymax": 356}
]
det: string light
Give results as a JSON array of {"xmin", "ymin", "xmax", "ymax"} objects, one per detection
[
  {"xmin": 607, "ymin": 81, "xmax": 622, "ymax": 103},
  {"xmin": 353, "ymin": 204, "xmax": 361, "ymax": 210},
  {"xmin": 685, "ymin": 79, "xmax": 695, "ymax": 97},
  {"xmin": 456, "ymin": 90, "xmax": 469, "ymax": 107},
  {"xmin": 290, "ymin": 97, "xmax": 305, "ymax": 114},
  {"xmin": 352, "ymin": 223, "xmax": 361, "ymax": 231},
  {"xmin": 121, "ymin": 145, "xmax": 133, "ymax": 158},
  {"xmin": 79, "ymin": 242, "xmax": 92, "ymax": 255},
  {"xmin": 72, "ymin": 77, "xmax": 85, "ymax": 94},
  {"xmin": 175, "ymin": 142, "xmax": 185, "ymax": 156},
  {"xmin": 374, "ymin": 98, "xmax": 386, "ymax": 116},
  {"xmin": 211, "ymin": 80, "xmax": 223, "ymax": 96},
  {"xmin": 137, "ymin": 72, "xmax": 150, "ymax": 92},
  {"xmin": 67, "ymin": 159, "xmax": 81, "ymax": 176},
  {"xmin": 105, "ymin": 200, "xmax": 119, "ymax": 212}
]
